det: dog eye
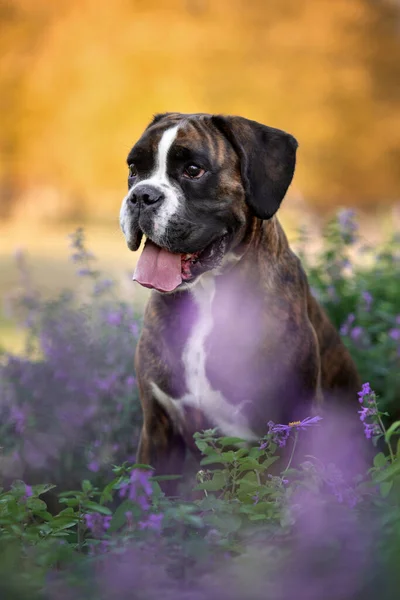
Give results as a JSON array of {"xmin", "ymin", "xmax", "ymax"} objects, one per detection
[
  {"xmin": 183, "ymin": 165, "xmax": 205, "ymax": 179},
  {"xmin": 128, "ymin": 164, "xmax": 138, "ymax": 178}
]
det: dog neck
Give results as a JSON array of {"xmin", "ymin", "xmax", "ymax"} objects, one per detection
[
  {"xmin": 238, "ymin": 215, "xmax": 289, "ymax": 258},
  {"xmin": 151, "ymin": 216, "xmax": 292, "ymax": 306}
]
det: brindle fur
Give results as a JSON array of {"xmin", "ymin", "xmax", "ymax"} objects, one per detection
[{"xmin": 127, "ymin": 113, "xmax": 361, "ymax": 495}]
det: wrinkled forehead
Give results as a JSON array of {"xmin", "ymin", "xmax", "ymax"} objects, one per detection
[{"xmin": 126, "ymin": 116, "xmax": 232, "ymax": 166}]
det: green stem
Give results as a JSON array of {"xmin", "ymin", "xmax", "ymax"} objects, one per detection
[
  {"xmin": 77, "ymin": 502, "xmax": 83, "ymax": 552},
  {"xmin": 283, "ymin": 431, "xmax": 298, "ymax": 475},
  {"xmin": 377, "ymin": 413, "xmax": 395, "ymax": 463}
]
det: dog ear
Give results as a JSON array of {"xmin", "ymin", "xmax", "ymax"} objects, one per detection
[{"xmin": 211, "ymin": 115, "xmax": 298, "ymax": 220}]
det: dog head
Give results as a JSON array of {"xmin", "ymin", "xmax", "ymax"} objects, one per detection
[{"xmin": 120, "ymin": 112, "xmax": 297, "ymax": 292}]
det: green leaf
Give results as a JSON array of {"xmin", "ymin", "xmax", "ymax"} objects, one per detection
[
  {"xmin": 150, "ymin": 474, "xmax": 182, "ymax": 482},
  {"xmin": 108, "ymin": 500, "xmax": 136, "ymax": 533},
  {"xmin": 59, "ymin": 498, "xmax": 79, "ymax": 508},
  {"xmin": 261, "ymin": 455, "xmax": 280, "ymax": 470},
  {"xmin": 195, "ymin": 472, "xmax": 226, "ymax": 492},
  {"xmin": 58, "ymin": 507, "xmax": 76, "ymax": 516},
  {"xmin": 235, "ymin": 448, "xmax": 249, "ymax": 459},
  {"xmin": 205, "ymin": 513, "xmax": 242, "ymax": 534},
  {"xmin": 197, "ymin": 495, "xmax": 226, "ymax": 511},
  {"xmin": 195, "ymin": 440, "xmax": 213, "ymax": 454},
  {"xmin": 236, "ymin": 457, "xmax": 263, "ymax": 472},
  {"xmin": 385, "ymin": 421, "xmax": 400, "ymax": 444},
  {"xmin": 32, "ymin": 483, "xmax": 57, "ymax": 497},
  {"xmin": 100, "ymin": 479, "xmax": 119, "ymax": 504},
  {"xmin": 373, "ymin": 452, "xmax": 387, "ymax": 468},
  {"xmin": 374, "ymin": 460, "xmax": 400, "ymax": 483},
  {"xmin": 53, "ymin": 520, "xmax": 78, "ymax": 531},
  {"xmin": 218, "ymin": 437, "xmax": 247, "ymax": 447},
  {"xmin": 200, "ymin": 455, "xmax": 225, "ymax": 466},
  {"xmin": 82, "ymin": 480, "xmax": 93, "ymax": 494},
  {"xmin": 249, "ymin": 501, "xmax": 275, "ymax": 515},
  {"xmin": 58, "ymin": 491, "xmax": 82, "ymax": 498},
  {"xmin": 220, "ymin": 451, "xmax": 236, "ymax": 463},
  {"xmin": 183, "ymin": 515, "xmax": 204, "ymax": 529},
  {"xmin": 26, "ymin": 498, "xmax": 48, "ymax": 513},
  {"xmin": 380, "ymin": 481, "xmax": 393, "ymax": 498},
  {"xmin": 83, "ymin": 501, "xmax": 112, "ymax": 515}
]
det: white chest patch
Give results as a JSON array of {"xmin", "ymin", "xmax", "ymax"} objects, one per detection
[{"xmin": 151, "ymin": 275, "xmax": 258, "ymax": 441}]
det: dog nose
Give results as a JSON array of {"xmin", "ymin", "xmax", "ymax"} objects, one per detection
[{"xmin": 130, "ymin": 185, "xmax": 164, "ymax": 207}]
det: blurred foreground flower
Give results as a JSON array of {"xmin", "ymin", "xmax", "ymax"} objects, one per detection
[
  {"xmin": 266, "ymin": 416, "xmax": 323, "ymax": 448},
  {"xmin": 85, "ymin": 513, "xmax": 112, "ymax": 538},
  {"xmin": 119, "ymin": 468, "xmax": 153, "ymax": 511}
]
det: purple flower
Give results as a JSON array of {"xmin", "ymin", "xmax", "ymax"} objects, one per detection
[
  {"xmin": 362, "ymin": 291, "xmax": 373, "ymax": 311},
  {"xmin": 129, "ymin": 322, "xmax": 139, "ymax": 337},
  {"xmin": 290, "ymin": 416, "xmax": 323, "ymax": 430},
  {"xmin": 119, "ymin": 469, "xmax": 153, "ymax": 511},
  {"xmin": 77, "ymin": 268, "xmax": 93, "ymax": 277},
  {"xmin": 267, "ymin": 421, "xmax": 290, "ymax": 447},
  {"xmin": 138, "ymin": 513, "xmax": 163, "ymax": 532},
  {"xmin": 267, "ymin": 416, "xmax": 322, "ymax": 447},
  {"xmin": 358, "ymin": 405, "xmax": 377, "ymax": 423},
  {"xmin": 324, "ymin": 465, "xmax": 360, "ymax": 507},
  {"xmin": 340, "ymin": 313, "xmax": 355, "ymax": 336},
  {"xmin": 106, "ymin": 311, "xmax": 122, "ymax": 326},
  {"xmin": 358, "ymin": 382, "xmax": 372, "ymax": 402},
  {"xmin": 10, "ymin": 406, "xmax": 27, "ymax": 434},
  {"xmin": 85, "ymin": 512, "xmax": 112, "ymax": 538},
  {"xmin": 337, "ymin": 209, "xmax": 358, "ymax": 244},
  {"xmin": 130, "ymin": 469, "xmax": 153, "ymax": 497},
  {"xmin": 363, "ymin": 422, "xmax": 381, "ymax": 440},
  {"xmin": 327, "ymin": 286, "xmax": 338, "ymax": 303},
  {"xmin": 389, "ymin": 328, "xmax": 400, "ymax": 341},
  {"xmin": 93, "ymin": 279, "xmax": 114, "ymax": 295},
  {"xmin": 259, "ymin": 441, "xmax": 268, "ymax": 450},
  {"xmin": 88, "ymin": 460, "xmax": 100, "ymax": 473},
  {"xmin": 350, "ymin": 326, "xmax": 363, "ymax": 341},
  {"xmin": 357, "ymin": 383, "xmax": 383, "ymax": 440},
  {"xmin": 23, "ymin": 484, "xmax": 33, "ymax": 499}
]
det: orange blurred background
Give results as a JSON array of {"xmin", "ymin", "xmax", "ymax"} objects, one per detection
[
  {"xmin": 1, "ymin": 0, "xmax": 400, "ymax": 351},
  {"xmin": 1, "ymin": 0, "xmax": 400, "ymax": 223}
]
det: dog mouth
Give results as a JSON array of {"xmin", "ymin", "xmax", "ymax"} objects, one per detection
[{"xmin": 133, "ymin": 235, "xmax": 228, "ymax": 293}]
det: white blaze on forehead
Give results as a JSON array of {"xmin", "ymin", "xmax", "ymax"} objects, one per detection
[
  {"xmin": 149, "ymin": 124, "xmax": 180, "ymax": 236},
  {"xmin": 119, "ymin": 124, "xmax": 181, "ymax": 243},
  {"xmin": 153, "ymin": 125, "xmax": 180, "ymax": 183}
]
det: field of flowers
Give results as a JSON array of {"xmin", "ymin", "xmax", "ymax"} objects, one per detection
[{"xmin": 0, "ymin": 212, "xmax": 399, "ymax": 600}]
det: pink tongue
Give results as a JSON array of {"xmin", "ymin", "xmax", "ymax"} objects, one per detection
[{"xmin": 133, "ymin": 239, "xmax": 182, "ymax": 292}]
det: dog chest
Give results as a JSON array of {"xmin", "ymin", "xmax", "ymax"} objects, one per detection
[{"xmin": 151, "ymin": 275, "xmax": 258, "ymax": 441}]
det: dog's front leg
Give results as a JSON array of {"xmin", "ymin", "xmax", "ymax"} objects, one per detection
[{"xmin": 136, "ymin": 399, "xmax": 186, "ymax": 497}]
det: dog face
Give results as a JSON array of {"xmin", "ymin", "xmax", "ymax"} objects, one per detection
[{"xmin": 120, "ymin": 112, "xmax": 298, "ymax": 292}]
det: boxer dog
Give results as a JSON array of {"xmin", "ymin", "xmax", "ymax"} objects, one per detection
[{"xmin": 119, "ymin": 113, "xmax": 361, "ymax": 493}]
